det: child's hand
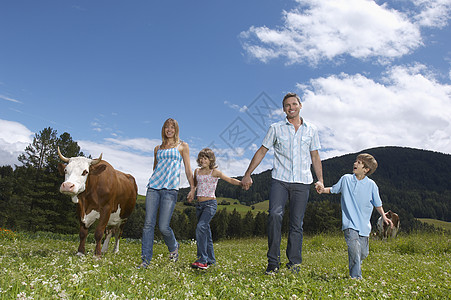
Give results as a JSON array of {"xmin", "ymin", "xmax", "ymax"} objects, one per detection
[
  {"xmin": 241, "ymin": 175, "xmax": 253, "ymax": 190},
  {"xmin": 383, "ymin": 216, "xmax": 394, "ymax": 228}
]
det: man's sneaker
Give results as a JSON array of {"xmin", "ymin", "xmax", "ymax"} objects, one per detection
[
  {"xmin": 137, "ymin": 262, "xmax": 148, "ymax": 269},
  {"xmin": 286, "ymin": 263, "xmax": 301, "ymax": 274},
  {"xmin": 265, "ymin": 264, "xmax": 279, "ymax": 275},
  {"xmin": 191, "ymin": 261, "xmax": 208, "ymax": 270},
  {"xmin": 169, "ymin": 245, "xmax": 179, "ymax": 262}
]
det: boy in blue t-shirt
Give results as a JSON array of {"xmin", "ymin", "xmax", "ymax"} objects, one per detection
[{"xmin": 316, "ymin": 153, "xmax": 393, "ymax": 279}]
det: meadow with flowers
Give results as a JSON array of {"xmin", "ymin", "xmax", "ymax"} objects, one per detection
[{"xmin": 0, "ymin": 229, "xmax": 450, "ymax": 299}]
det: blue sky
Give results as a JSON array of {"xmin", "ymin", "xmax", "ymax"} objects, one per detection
[{"xmin": 1, "ymin": 0, "xmax": 451, "ymax": 194}]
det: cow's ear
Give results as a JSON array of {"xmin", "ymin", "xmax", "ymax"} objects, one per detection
[
  {"xmin": 90, "ymin": 164, "xmax": 107, "ymax": 175},
  {"xmin": 58, "ymin": 163, "xmax": 67, "ymax": 176}
]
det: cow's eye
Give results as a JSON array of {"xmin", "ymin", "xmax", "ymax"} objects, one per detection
[{"xmin": 82, "ymin": 170, "xmax": 88, "ymax": 176}]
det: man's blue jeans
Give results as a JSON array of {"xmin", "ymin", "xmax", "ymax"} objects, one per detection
[
  {"xmin": 344, "ymin": 228, "xmax": 369, "ymax": 279},
  {"xmin": 141, "ymin": 188, "xmax": 178, "ymax": 264},
  {"xmin": 195, "ymin": 199, "xmax": 217, "ymax": 264},
  {"xmin": 267, "ymin": 179, "xmax": 310, "ymax": 267}
]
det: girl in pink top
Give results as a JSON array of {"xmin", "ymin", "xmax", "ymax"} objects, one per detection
[{"xmin": 189, "ymin": 148, "xmax": 241, "ymax": 270}]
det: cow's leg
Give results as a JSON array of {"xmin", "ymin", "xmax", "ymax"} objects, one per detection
[
  {"xmin": 101, "ymin": 229, "xmax": 113, "ymax": 254},
  {"xmin": 94, "ymin": 211, "xmax": 111, "ymax": 256},
  {"xmin": 112, "ymin": 227, "xmax": 121, "ymax": 254},
  {"xmin": 94, "ymin": 227, "xmax": 105, "ymax": 256},
  {"xmin": 77, "ymin": 224, "xmax": 88, "ymax": 256},
  {"xmin": 112, "ymin": 224, "xmax": 126, "ymax": 254}
]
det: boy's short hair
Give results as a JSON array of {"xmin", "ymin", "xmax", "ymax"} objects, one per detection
[
  {"xmin": 357, "ymin": 153, "xmax": 378, "ymax": 176},
  {"xmin": 282, "ymin": 92, "xmax": 301, "ymax": 106},
  {"xmin": 197, "ymin": 148, "xmax": 218, "ymax": 169}
]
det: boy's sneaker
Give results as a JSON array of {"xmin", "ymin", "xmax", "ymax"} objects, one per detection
[
  {"xmin": 169, "ymin": 245, "xmax": 179, "ymax": 262},
  {"xmin": 265, "ymin": 264, "xmax": 279, "ymax": 275},
  {"xmin": 191, "ymin": 261, "xmax": 209, "ymax": 270}
]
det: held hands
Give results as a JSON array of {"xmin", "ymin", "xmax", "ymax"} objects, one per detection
[
  {"xmin": 241, "ymin": 174, "xmax": 253, "ymax": 191},
  {"xmin": 187, "ymin": 189, "xmax": 195, "ymax": 203},
  {"xmin": 314, "ymin": 181, "xmax": 325, "ymax": 194}
]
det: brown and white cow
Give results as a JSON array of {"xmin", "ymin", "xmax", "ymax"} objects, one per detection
[
  {"xmin": 58, "ymin": 147, "xmax": 137, "ymax": 256},
  {"xmin": 377, "ymin": 210, "xmax": 400, "ymax": 239}
]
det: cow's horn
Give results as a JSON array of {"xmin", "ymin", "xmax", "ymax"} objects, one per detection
[
  {"xmin": 57, "ymin": 147, "xmax": 70, "ymax": 163},
  {"xmin": 91, "ymin": 153, "xmax": 103, "ymax": 165}
]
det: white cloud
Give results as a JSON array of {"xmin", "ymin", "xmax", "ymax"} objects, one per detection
[
  {"xmin": 224, "ymin": 101, "xmax": 248, "ymax": 113},
  {"xmin": 241, "ymin": 0, "xmax": 424, "ymax": 65},
  {"xmin": 0, "ymin": 119, "xmax": 33, "ymax": 166},
  {"xmin": 0, "ymin": 95, "xmax": 22, "ymax": 103},
  {"xmin": 299, "ymin": 64, "xmax": 451, "ymax": 158},
  {"xmin": 413, "ymin": 0, "xmax": 451, "ymax": 28},
  {"xmin": 103, "ymin": 137, "xmax": 160, "ymax": 153}
]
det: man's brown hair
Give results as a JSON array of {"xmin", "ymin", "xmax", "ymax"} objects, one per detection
[{"xmin": 282, "ymin": 92, "xmax": 301, "ymax": 106}]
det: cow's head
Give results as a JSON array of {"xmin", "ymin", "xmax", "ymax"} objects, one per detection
[{"xmin": 58, "ymin": 147, "xmax": 102, "ymax": 203}]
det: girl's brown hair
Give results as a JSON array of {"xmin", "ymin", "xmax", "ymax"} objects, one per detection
[{"xmin": 197, "ymin": 148, "xmax": 218, "ymax": 169}]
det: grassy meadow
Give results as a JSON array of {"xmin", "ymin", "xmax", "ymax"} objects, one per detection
[
  {"xmin": 176, "ymin": 198, "xmax": 269, "ymax": 216},
  {"xmin": 137, "ymin": 194, "xmax": 269, "ymax": 216},
  {"xmin": 417, "ymin": 218, "xmax": 451, "ymax": 232},
  {"xmin": 1, "ymin": 229, "xmax": 450, "ymax": 299}
]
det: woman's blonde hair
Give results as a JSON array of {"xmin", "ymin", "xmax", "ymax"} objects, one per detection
[
  {"xmin": 161, "ymin": 118, "xmax": 180, "ymax": 146},
  {"xmin": 197, "ymin": 148, "xmax": 218, "ymax": 169}
]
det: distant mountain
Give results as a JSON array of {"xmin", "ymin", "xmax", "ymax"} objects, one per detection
[{"xmin": 179, "ymin": 147, "xmax": 451, "ymax": 222}]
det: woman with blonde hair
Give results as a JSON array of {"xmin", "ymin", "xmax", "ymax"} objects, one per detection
[{"xmin": 140, "ymin": 118, "xmax": 195, "ymax": 268}]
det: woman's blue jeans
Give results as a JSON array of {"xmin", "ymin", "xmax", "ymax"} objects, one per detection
[
  {"xmin": 344, "ymin": 228, "xmax": 369, "ymax": 279},
  {"xmin": 195, "ymin": 199, "xmax": 217, "ymax": 264},
  {"xmin": 141, "ymin": 188, "xmax": 178, "ymax": 264},
  {"xmin": 267, "ymin": 179, "xmax": 310, "ymax": 267}
]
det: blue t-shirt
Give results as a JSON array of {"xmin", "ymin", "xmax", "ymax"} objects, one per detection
[{"xmin": 331, "ymin": 174, "xmax": 382, "ymax": 236}]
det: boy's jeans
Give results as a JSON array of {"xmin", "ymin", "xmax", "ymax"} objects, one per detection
[
  {"xmin": 267, "ymin": 179, "xmax": 310, "ymax": 267},
  {"xmin": 141, "ymin": 188, "xmax": 178, "ymax": 264},
  {"xmin": 344, "ymin": 228, "xmax": 369, "ymax": 279},
  {"xmin": 195, "ymin": 199, "xmax": 217, "ymax": 264}
]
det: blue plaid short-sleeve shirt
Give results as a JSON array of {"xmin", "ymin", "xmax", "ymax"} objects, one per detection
[{"xmin": 262, "ymin": 118, "xmax": 321, "ymax": 184}]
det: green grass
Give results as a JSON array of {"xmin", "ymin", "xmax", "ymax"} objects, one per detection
[
  {"xmin": 138, "ymin": 195, "xmax": 268, "ymax": 216},
  {"xmin": 1, "ymin": 230, "xmax": 450, "ymax": 299},
  {"xmin": 213, "ymin": 198, "xmax": 268, "ymax": 215},
  {"xmin": 418, "ymin": 218, "xmax": 451, "ymax": 231},
  {"xmin": 173, "ymin": 197, "xmax": 268, "ymax": 216}
]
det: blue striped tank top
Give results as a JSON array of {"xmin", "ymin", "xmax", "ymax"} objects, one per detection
[{"xmin": 147, "ymin": 146, "xmax": 182, "ymax": 190}]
